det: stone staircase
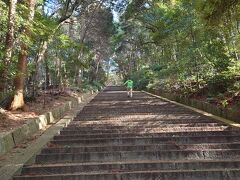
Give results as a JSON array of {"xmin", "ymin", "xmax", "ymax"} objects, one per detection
[{"xmin": 13, "ymin": 86, "xmax": 240, "ymax": 180}]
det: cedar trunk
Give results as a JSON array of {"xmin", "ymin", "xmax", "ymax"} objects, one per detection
[
  {"xmin": 10, "ymin": 0, "xmax": 36, "ymax": 110},
  {"xmin": 45, "ymin": 59, "xmax": 50, "ymax": 88},
  {"xmin": 10, "ymin": 45, "xmax": 27, "ymax": 110}
]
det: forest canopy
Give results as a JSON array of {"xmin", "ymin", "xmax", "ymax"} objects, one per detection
[
  {"xmin": 112, "ymin": 0, "xmax": 240, "ymax": 109},
  {"xmin": 0, "ymin": 0, "xmax": 127, "ymax": 110}
]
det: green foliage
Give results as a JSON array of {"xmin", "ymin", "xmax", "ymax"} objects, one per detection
[
  {"xmin": 207, "ymin": 61, "xmax": 240, "ymax": 94},
  {"xmin": 81, "ymin": 80, "xmax": 104, "ymax": 93},
  {"xmin": 126, "ymin": 66, "xmax": 154, "ymax": 90},
  {"xmin": 34, "ymin": 10, "xmax": 57, "ymax": 32},
  {"xmin": 195, "ymin": 0, "xmax": 240, "ymax": 24},
  {"xmin": 207, "ymin": 74, "xmax": 234, "ymax": 94},
  {"xmin": 228, "ymin": 60, "xmax": 240, "ymax": 76},
  {"xmin": 113, "ymin": 0, "xmax": 240, "ymax": 107},
  {"xmin": 92, "ymin": 81, "xmax": 104, "ymax": 91},
  {"xmin": 0, "ymin": 0, "xmax": 120, "ymax": 109},
  {"xmin": 123, "ymin": 0, "xmax": 146, "ymax": 20},
  {"xmin": 0, "ymin": 1, "xmax": 8, "ymax": 58}
]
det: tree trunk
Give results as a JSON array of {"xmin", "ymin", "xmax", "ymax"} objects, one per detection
[
  {"xmin": 95, "ymin": 60, "xmax": 100, "ymax": 81},
  {"xmin": 10, "ymin": 0, "xmax": 36, "ymax": 110},
  {"xmin": 10, "ymin": 44, "xmax": 28, "ymax": 110},
  {"xmin": 45, "ymin": 59, "xmax": 50, "ymax": 88},
  {"xmin": 0, "ymin": 0, "xmax": 17, "ymax": 92}
]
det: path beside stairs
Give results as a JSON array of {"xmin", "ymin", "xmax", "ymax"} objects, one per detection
[{"xmin": 14, "ymin": 86, "xmax": 240, "ymax": 180}]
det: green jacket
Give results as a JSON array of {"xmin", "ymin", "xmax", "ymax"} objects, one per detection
[{"xmin": 124, "ymin": 80, "xmax": 133, "ymax": 88}]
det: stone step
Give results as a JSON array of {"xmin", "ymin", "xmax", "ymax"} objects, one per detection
[
  {"xmin": 76, "ymin": 111, "xmax": 202, "ymax": 116},
  {"xmin": 77, "ymin": 111, "xmax": 197, "ymax": 115},
  {"xmin": 81, "ymin": 103, "xmax": 178, "ymax": 108},
  {"xmin": 78, "ymin": 106, "xmax": 188, "ymax": 109},
  {"xmin": 79, "ymin": 109, "xmax": 193, "ymax": 114},
  {"xmin": 13, "ymin": 169, "xmax": 240, "ymax": 180},
  {"xmin": 68, "ymin": 120, "xmax": 225, "ymax": 128},
  {"xmin": 13, "ymin": 87, "xmax": 240, "ymax": 180},
  {"xmin": 54, "ymin": 133, "xmax": 240, "ymax": 139},
  {"xmin": 63, "ymin": 123, "xmax": 228, "ymax": 130},
  {"xmin": 73, "ymin": 115, "xmax": 207, "ymax": 121},
  {"xmin": 20, "ymin": 160, "xmax": 240, "ymax": 175},
  {"xmin": 35, "ymin": 150, "xmax": 240, "ymax": 164},
  {"xmin": 41, "ymin": 143, "xmax": 240, "ymax": 154},
  {"xmin": 73, "ymin": 121, "xmax": 222, "ymax": 126},
  {"xmin": 74, "ymin": 117, "xmax": 206, "ymax": 122},
  {"xmin": 61, "ymin": 126, "xmax": 230, "ymax": 134},
  {"xmin": 80, "ymin": 104, "xmax": 183, "ymax": 109},
  {"xmin": 59, "ymin": 130, "xmax": 240, "ymax": 137},
  {"xmin": 50, "ymin": 135, "xmax": 240, "ymax": 146},
  {"xmin": 78, "ymin": 109, "xmax": 197, "ymax": 113},
  {"xmin": 74, "ymin": 116, "xmax": 207, "ymax": 120}
]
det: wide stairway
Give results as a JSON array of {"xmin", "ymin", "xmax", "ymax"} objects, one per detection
[{"xmin": 14, "ymin": 86, "xmax": 240, "ymax": 180}]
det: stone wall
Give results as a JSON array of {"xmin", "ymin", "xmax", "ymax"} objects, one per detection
[
  {"xmin": 0, "ymin": 94, "xmax": 89, "ymax": 156},
  {"xmin": 148, "ymin": 89, "xmax": 240, "ymax": 123}
]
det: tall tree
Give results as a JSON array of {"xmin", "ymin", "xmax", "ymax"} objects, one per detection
[{"xmin": 10, "ymin": 0, "xmax": 36, "ymax": 110}]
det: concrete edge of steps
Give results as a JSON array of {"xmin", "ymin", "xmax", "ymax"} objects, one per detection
[
  {"xmin": 0, "ymin": 93, "xmax": 97, "ymax": 180},
  {"xmin": 142, "ymin": 91, "xmax": 240, "ymax": 128},
  {"xmin": 0, "ymin": 93, "xmax": 93, "ymax": 157}
]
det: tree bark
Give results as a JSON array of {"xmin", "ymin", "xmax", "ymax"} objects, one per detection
[
  {"xmin": 45, "ymin": 59, "xmax": 50, "ymax": 88},
  {"xmin": 0, "ymin": 0, "xmax": 17, "ymax": 92},
  {"xmin": 10, "ymin": 0, "xmax": 36, "ymax": 110}
]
